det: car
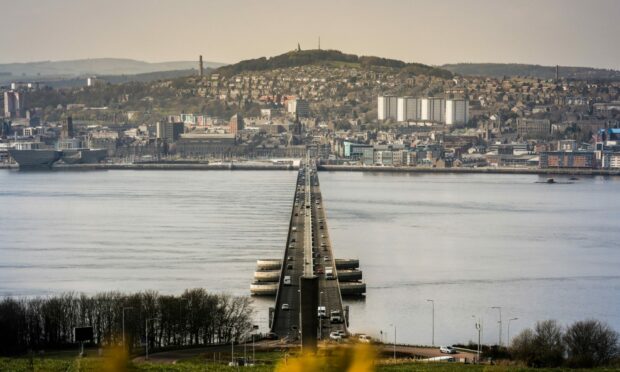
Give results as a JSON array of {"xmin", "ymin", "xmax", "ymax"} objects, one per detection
[
  {"xmin": 294, "ymin": 213, "xmax": 298, "ymax": 216},
  {"xmin": 317, "ymin": 306, "xmax": 326, "ymax": 318},
  {"xmin": 330, "ymin": 310, "xmax": 342, "ymax": 323},
  {"xmin": 287, "ymin": 256, "xmax": 294, "ymax": 261},
  {"xmin": 283, "ymin": 276, "xmax": 291, "ymax": 285},
  {"xmin": 321, "ymin": 234, "xmax": 326, "ymax": 239},
  {"xmin": 440, "ymin": 346, "xmax": 457, "ymax": 354},
  {"xmin": 329, "ymin": 331, "xmax": 342, "ymax": 340},
  {"xmin": 358, "ymin": 334, "xmax": 371, "ymax": 343},
  {"xmin": 288, "ymin": 244, "xmax": 295, "ymax": 249},
  {"xmin": 282, "ymin": 303, "xmax": 290, "ymax": 311},
  {"xmin": 291, "ymin": 238, "xmax": 296, "ymax": 243},
  {"xmin": 265, "ymin": 332, "xmax": 278, "ymax": 340},
  {"xmin": 324, "ymin": 256, "xmax": 330, "ymax": 262},
  {"xmin": 286, "ymin": 264, "xmax": 293, "ymax": 270}
]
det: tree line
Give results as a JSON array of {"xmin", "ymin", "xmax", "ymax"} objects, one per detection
[
  {"xmin": 511, "ymin": 319, "xmax": 619, "ymax": 368},
  {"xmin": 0, "ymin": 289, "xmax": 254, "ymax": 356}
]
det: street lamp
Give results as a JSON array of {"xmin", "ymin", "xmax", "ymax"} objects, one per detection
[
  {"xmin": 122, "ymin": 307, "xmax": 133, "ymax": 348},
  {"xmin": 426, "ymin": 299, "xmax": 435, "ymax": 346},
  {"xmin": 472, "ymin": 315, "xmax": 482, "ymax": 363},
  {"xmin": 389, "ymin": 323, "xmax": 396, "ymax": 360},
  {"xmin": 319, "ymin": 291, "xmax": 324, "ymax": 340},
  {"xmin": 145, "ymin": 318, "xmax": 157, "ymax": 360},
  {"xmin": 490, "ymin": 306, "xmax": 502, "ymax": 346},
  {"xmin": 507, "ymin": 318, "xmax": 518, "ymax": 346}
]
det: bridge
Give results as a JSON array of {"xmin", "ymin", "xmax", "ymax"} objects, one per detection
[{"xmin": 250, "ymin": 157, "xmax": 365, "ymax": 348}]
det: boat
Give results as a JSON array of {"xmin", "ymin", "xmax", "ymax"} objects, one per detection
[
  {"xmin": 9, "ymin": 142, "xmax": 63, "ymax": 168},
  {"xmin": 546, "ymin": 178, "xmax": 556, "ymax": 184},
  {"xmin": 60, "ymin": 148, "xmax": 107, "ymax": 164},
  {"xmin": 9, "ymin": 149, "xmax": 62, "ymax": 168}
]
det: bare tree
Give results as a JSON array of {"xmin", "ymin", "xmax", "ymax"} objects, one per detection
[{"xmin": 564, "ymin": 319, "xmax": 620, "ymax": 368}]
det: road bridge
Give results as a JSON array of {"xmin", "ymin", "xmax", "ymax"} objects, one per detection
[{"xmin": 251, "ymin": 158, "xmax": 365, "ymax": 343}]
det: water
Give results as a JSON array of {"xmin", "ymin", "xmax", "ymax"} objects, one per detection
[{"xmin": 1, "ymin": 170, "xmax": 619, "ymax": 346}]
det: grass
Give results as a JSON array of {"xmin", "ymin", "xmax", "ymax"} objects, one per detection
[{"xmin": 2, "ymin": 352, "xmax": 617, "ymax": 372}]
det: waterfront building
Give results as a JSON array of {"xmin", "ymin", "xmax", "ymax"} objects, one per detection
[
  {"xmin": 539, "ymin": 151, "xmax": 596, "ymax": 168},
  {"xmin": 229, "ymin": 113, "xmax": 245, "ymax": 135},
  {"xmin": 176, "ymin": 133, "xmax": 237, "ymax": 157},
  {"xmin": 61, "ymin": 116, "xmax": 74, "ymax": 139},
  {"xmin": 156, "ymin": 121, "xmax": 184, "ymax": 142}
]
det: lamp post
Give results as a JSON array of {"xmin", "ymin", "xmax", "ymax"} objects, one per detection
[
  {"xmin": 490, "ymin": 306, "xmax": 502, "ymax": 346},
  {"xmin": 230, "ymin": 327, "xmax": 235, "ymax": 366},
  {"xmin": 472, "ymin": 315, "xmax": 482, "ymax": 363},
  {"xmin": 319, "ymin": 291, "xmax": 324, "ymax": 340},
  {"xmin": 426, "ymin": 299, "xmax": 435, "ymax": 346},
  {"xmin": 389, "ymin": 323, "xmax": 396, "ymax": 360},
  {"xmin": 507, "ymin": 318, "xmax": 518, "ymax": 346},
  {"xmin": 122, "ymin": 307, "xmax": 133, "ymax": 348},
  {"xmin": 145, "ymin": 318, "xmax": 156, "ymax": 360}
]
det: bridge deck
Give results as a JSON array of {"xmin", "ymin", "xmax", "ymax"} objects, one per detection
[{"xmin": 270, "ymin": 162, "xmax": 347, "ymax": 341}]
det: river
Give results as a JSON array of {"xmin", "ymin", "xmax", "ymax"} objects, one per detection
[{"xmin": 1, "ymin": 169, "xmax": 619, "ymax": 346}]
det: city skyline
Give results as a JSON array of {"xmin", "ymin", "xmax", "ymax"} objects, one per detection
[{"xmin": 2, "ymin": 0, "xmax": 620, "ymax": 70}]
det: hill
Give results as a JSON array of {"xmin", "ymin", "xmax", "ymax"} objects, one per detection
[
  {"xmin": 0, "ymin": 58, "xmax": 224, "ymax": 78},
  {"xmin": 441, "ymin": 63, "xmax": 620, "ymax": 80},
  {"xmin": 214, "ymin": 49, "xmax": 452, "ymax": 79}
]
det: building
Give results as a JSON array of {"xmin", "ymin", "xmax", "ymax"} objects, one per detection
[
  {"xmin": 287, "ymin": 99, "xmax": 310, "ymax": 117},
  {"xmin": 156, "ymin": 122, "xmax": 184, "ymax": 142},
  {"xmin": 3, "ymin": 90, "xmax": 26, "ymax": 118},
  {"xmin": 176, "ymin": 133, "xmax": 237, "ymax": 157},
  {"xmin": 397, "ymin": 97, "xmax": 421, "ymax": 122},
  {"xmin": 602, "ymin": 153, "xmax": 620, "ymax": 169},
  {"xmin": 61, "ymin": 116, "xmax": 74, "ymax": 139},
  {"xmin": 229, "ymin": 113, "xmax": 245, "ymax": 135},
  {"xmin": 86, "ymin": 77, "xmax": 104, "ymax": 87},
  {"xmin": 377, "ymin": 95, "xmax": 398, "ymax": 121},
  {"xmin": 445, "ymin": 99, "xmax": 469, "ymax": 125},
  {"xmin": 420, "ymin": 98, "xmax": 445, "ymax": 122},
  {"xmin": 517, "ymin": 118, "xmax": 551, "ymax": 138},
  {"xmin": 539, "ymin": 151, "xmax": 596, "ymax": 168},
  {"xmin": 343, "ymin": 141, "xmax": 373, "ymax": 160}
]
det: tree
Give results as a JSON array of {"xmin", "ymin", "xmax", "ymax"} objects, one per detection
[
  {"xmin": 564, "ymin": 319, "xmax": 619, "ymax": 368},
  {"xmin": 510, "ymin": 320, "xmax": 564, "ymax": 367}
]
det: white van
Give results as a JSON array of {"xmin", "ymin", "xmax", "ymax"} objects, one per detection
[{"xmin": 283, "ymin": 276, "xmax": 291, "ymax": 285}]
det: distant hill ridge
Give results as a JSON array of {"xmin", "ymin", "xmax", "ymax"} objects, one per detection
[
  {"xmin": 441, "ymin": 63, "xmax": 620, "ymax": 80},
  {"xmin": 214, "ymin": 49, "xmax": 453, "ymax": 79},
  {"xmin": 0, "ymin": 58, "xmax": 224, "ymax": 77}
]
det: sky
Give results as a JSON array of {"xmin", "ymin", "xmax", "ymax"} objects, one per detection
[{"xmin": 2, "ymin": 0, "xmax": 620, "ymax": 69}]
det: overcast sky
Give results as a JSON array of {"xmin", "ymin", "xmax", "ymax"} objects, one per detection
[{"xmin": 2, "ymin": 0, "xmax": 620, "ymax": 69}]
